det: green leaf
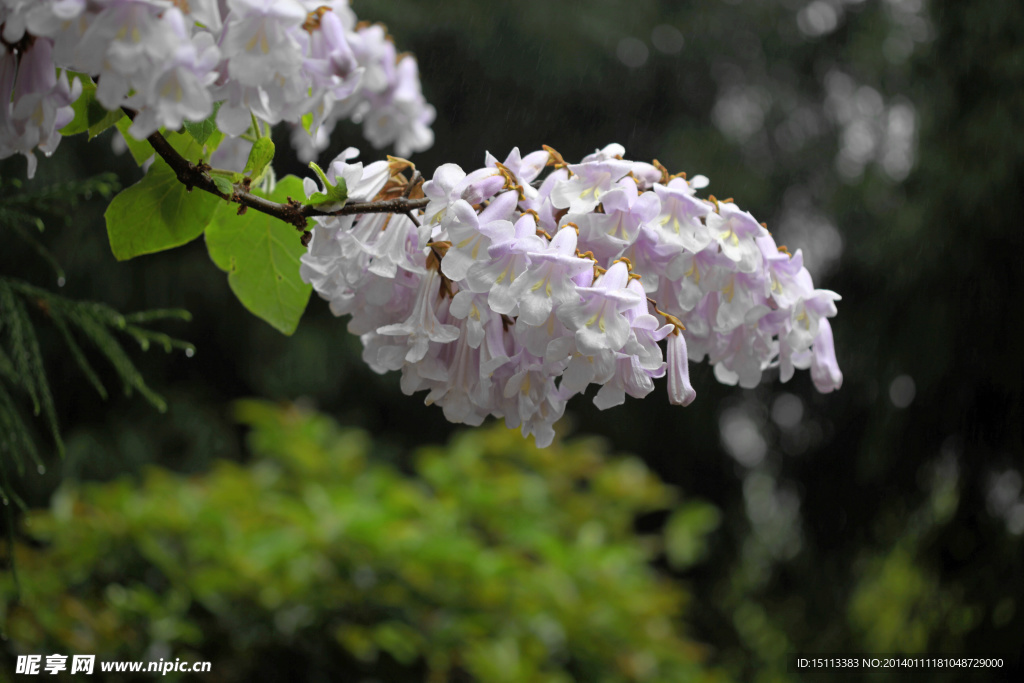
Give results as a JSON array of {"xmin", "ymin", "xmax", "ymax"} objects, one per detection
[
  {"xmin": 204, "ymin": 175, "xmax": 312, "ymax": 335},
  {"xmin": 115, "ymin": 118, "xmax": 155, "ymax": 166},
  {"xmin": 205, "ymin": 128, "xmax": 225, "ymax": 155},
  {"xmin": 212, "ymin": 175, "xmax": 234, "ymax": 196},
  {"xmin": 104, "ymin": 159, "xmax": 220, "ymax": 260},
  {"xmin": 244, "ymin": 137, "xmax": 276, "ymax": 182},
  {"xmin": 61, "ymin": 74, "xmax": 125, "ymax": 139},
  {"xmin": 163, "ymin": 129, "xmax": 209, "ymax": 163},
  {"xmin": 306, "ymin": 162, "xmax": 348, "ymax": 207},
  {"xmin": 88, "ymin": 106, "xmax": 124, "ymax": 139},
  {"xmin": 60, "ymin": 77, "xmax": 97, "ymax": 136},
  {"xmin": 182, "ymin": 102, "xmax": 222, "ymax": 146}
]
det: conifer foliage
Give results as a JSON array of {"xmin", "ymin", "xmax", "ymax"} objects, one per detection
[{"xmin": 0, "ymin": 176, "xmax": 193, "ymax": 505}]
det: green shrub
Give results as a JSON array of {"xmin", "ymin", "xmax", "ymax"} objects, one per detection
[{"xmin": 2, "ymin": 402, "xmax": 726, "ymax": 682}]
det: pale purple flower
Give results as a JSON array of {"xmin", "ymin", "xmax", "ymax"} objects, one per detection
[
  {"xmin": 666, "ymin": 332, "xmax": 696, "ymax": 406},
  {"xmin": 507, "ymin": 226, "xmax": 593, "ymax": 326},
  {"xmin": 363, "ymin": 213, "xmax": 427, "ymax": 279},
  {"xmin": 629, "ymin": 162, "xmax": 662, "ymax": 190},
  {"xmin": 652, "ymin": 178, "xmax": 713, "ymax": 253},
  {"xmin": 556, "ymin": 261, "xmax": 644, "ymax": 356},
  {"xmin": 704, "ymin": 306, "xmax": 779, "ymax": 389},
  {"xmin": 520, "ymin": 166, "xmax": 567, "ymax": 234},
  {"xmin": 621, "ymin": 279, "xmax": 672, "ymax": 370},
  {"xmin": 126, "ymin": 9, "xmax": 221, "ymax": 138},
  {"xmin": 664, "ymin": 246, "xmax": 728, "ymax": 312},
  {"xmin": 593, "ymin": 354, "xmax": 660, "ymax": 410},
  {"xmin": 581, "ymin": 142, "xmax": 625, "ymax": 162},
  {"xmin": 0, "ymin": 38, "xmax": 79, "ymax": 177},
  {"xmin": 428, "ymin": 331, "xmax": 489, "ymax": 426},
  {"xmin": 485, "ymin": 146, "xmax": 549, "ymax": 198},
  {"xmin": 448, "ymin": 290, "xmax": 493, "ymax": 349},
  {"xmin": 344, "ymin": 22, "xmax": 394, "ymax": 93},
  {"xmin": 572, "ymin": 178, "xmax": 660, "ymax": 259},
  {"xmin": 359, "ymin": 55, "xmax": 435, "ymax": 157},
  {"xmin": 466, "ymin": 213, "xmax": 544, "ymax": 314},
  {"xmin": 502, "ymin": 353, "xmax": 568, "ymax": 448},
  {"xmin": 706, "ymin": 201, "xmax": 770, "ymax": 273},
  {"xmin": 559, "ymin": 346, "xmax": 617, "ymax": 396},
  {"xmin": 714, "ymin": 271, "xmax": 771, "ymax": 333},
  {"xmin": 550, "ymin": 158, "xmax": 634, "ymax": 213},
  {"xmin": 302, "ymin": 146, "xmax": 390, "ymax": 209},
  {"xmin": 221, "ymin": 0, "xmax": 305, "ymax": 87},
  {"xmin": 303, "ymin": 9, "xmax": 359, "ymax": 92},
  {"xmin": 441, "ymin": 191, "xmax": 519, "ymax": 281},
  {"xmin": 810, "ymin": 318, "xmax": 843, "ymax": 393},
  {"xmin": 423, "ymin": 164, "xmax": 503, "ymax": 229},
  {"xmin": 617, "ymin": 223, "xmax": 680, "ymax": 293},
  {"xmin": 377, "ymin": 269, "xmax": 460, "ymax": 364}
]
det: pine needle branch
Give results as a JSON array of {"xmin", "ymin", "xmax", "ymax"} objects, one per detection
[
  {"xmin": 0, "ymin": 174, "xmax": 119, "ymax": 218},
  {"xmin": 49, "ymin": 311, "xmax": 108, "ymax": 400},
  {"xmin": 1, "ymin": 174, "xmax": 120, "ymax": 281},
  {"xmin": 1, "ymin": 277, "xmax": 193, "ymax": 506}
]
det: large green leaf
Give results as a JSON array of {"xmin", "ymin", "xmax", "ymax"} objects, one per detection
[
  {"xmin": 104, "ymin": 131, "xmax": 221, "ymax": 260},
  {"xmin": 104, "ymin": 160, "xmax": 221, "ymax": 260},
  {"xmin": 204, "ymin": 176, "xmax": 312, "ymax": 335}
]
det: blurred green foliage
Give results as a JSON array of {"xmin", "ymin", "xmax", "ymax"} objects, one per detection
[{"xmin": 2, "ymin": 403, "xmax": 724, "ymax": 682}]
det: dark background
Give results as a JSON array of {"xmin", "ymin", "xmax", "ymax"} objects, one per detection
[{"xmin": 2, "ymin": 0, "xmax": 1022, "ymax": 678}]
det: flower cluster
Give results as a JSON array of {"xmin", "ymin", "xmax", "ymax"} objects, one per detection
[
  {"xmin": 0, "ymin": 0, "xmax": 434, "ymax": 177},
  {"xmin": 301, "ymin": 144, "xmax": 843, "ymax": 446}
]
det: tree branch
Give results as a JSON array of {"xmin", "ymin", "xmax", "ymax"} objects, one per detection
[{"xmin": 139, "ymin": 123, "xmax": 429, "ymax": 234}]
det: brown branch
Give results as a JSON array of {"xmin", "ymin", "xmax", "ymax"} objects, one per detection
[
  {"xmin": 306, "ymin": 196, "xmax": 430, "ymax": 220},
  {"xmin": 138, "ymin": 121, "xmax": 428, "ymax": 233}
]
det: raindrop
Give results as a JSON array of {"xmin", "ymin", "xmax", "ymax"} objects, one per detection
[
  {"xmin": 883, "ymin": 33, "xmax": 915, "ymax": 63},
  {"xmin": 651, "ymin": 25, "xmax": 684, "ymax": 54},
  {"xmin": 797, "ymin": 1, "xmax": 840, "ymax": 37},
  {"xmin": 1008, "ymin": 503, "xmax": 1024, "ymax": 535},
  {"xmin": 771, "ymin": 393, "xmax": 804, "ymax": 429},
  {"xmin": 616, "ymin": 37, "xmax": 649, "ymax": 69},
  {"xmin": 987, "ymin": 470, "xmax": 1022, "ymax": 517},
  {"xmin": 185, "ymin": 347, "xmax": 195, "ymax": 358},
  {"xmin": 889, "ymin": 374, "xmax": 916, "ymax": 408},
  {"xmin": 711, "ymin": 87, "xmax": 770, "ymax": 142},
  {"xmin": 720, "ymin": 408, "xmax": 767, "ymax": 467},
  {"xmin": 37, "ymin": 464, "xmax": 46, "ymax": 474},
  {"xmin": 353, "ymin": 565, "xmax": 377, "ymax": 589},
  {"xmin": 57, "ymin": 276, "xmax": 66, "ymax": 287},
  {"xmin": 2, "ymin": 496, "xmax": 8, "ymax": 506}
]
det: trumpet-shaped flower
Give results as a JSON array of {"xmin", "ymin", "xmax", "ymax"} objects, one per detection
[{"xmin": 556, "ymin": 262, "xmax": 644, "ymax": 356}]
